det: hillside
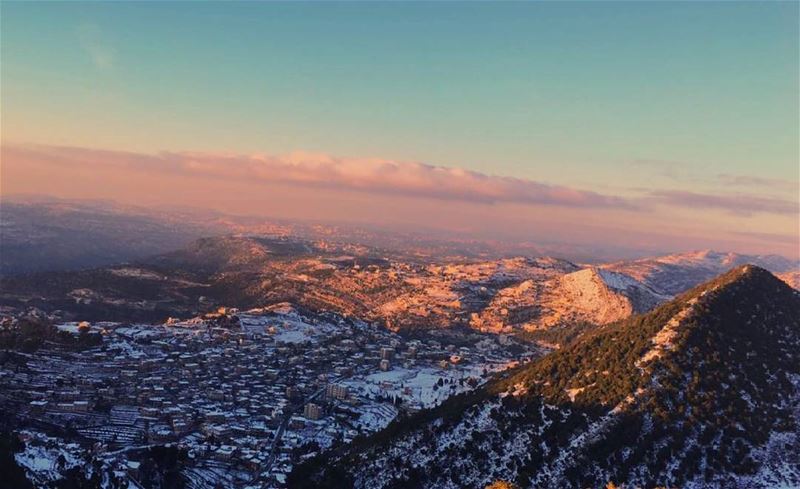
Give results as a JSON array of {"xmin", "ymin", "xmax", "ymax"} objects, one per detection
[
  {"xmin": 470, "ymin": 267, "xmax": 666, "ymax": 336},
  {"xmin": 291, "ymin": 265, "xmax": 800, "ymax": 488},
  {"xmin": 535, "ymin": 267, "xmax": 667, "ymax": 326},
  {"xmin": 0, "ymin": 238, "xmax": 590, "ymax": 330},
  {"xmin": 603, "ymin": 250, "xmax": 799, "ymax": 295},
  {"xmin": 0, "ymin": 201, "xmax": 215, "ymax": 276},
  {"xmin": 5, "ymin": 234, "xmax": 794, "ymax": 348},
  {"xmin": 0, "ymin": 234, "xmax": 663, "ymax": 339},
  {"xmin": 778, "ymin": 271, "xmax": 800, "ymax": 291}
]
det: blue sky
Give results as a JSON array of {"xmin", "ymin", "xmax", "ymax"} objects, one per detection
[{"xmin": 2, "ymin": 1, "xmax": 798, "ymax": 256}]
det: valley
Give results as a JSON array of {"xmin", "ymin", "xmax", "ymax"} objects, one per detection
[{"xmin": 2, "ymin": 231, "xmax": 799, "ymax": 489}]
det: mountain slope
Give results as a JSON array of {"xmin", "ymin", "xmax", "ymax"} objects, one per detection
[
  {"xmin": 292, "ymin": 265, "xmax": 800, "ymax": 488},
  {"xmin": 471, "ymin": 267, "xmax": 667, "ymax": 335},
  {"xmin": 602, "ymin": 250, "xmax": 799, "ymax": 295},
  {"xmin": 0, "ymin": 239, "xmax": 583, "ymax": 329},
  {"xmin": 0, "ymin": 201, "xmax": 215, "ymax": 276},
  {"xmin": 778, "ymin": 271, "xmax": 800, "ymax": 291},
  {"xmin": 151, "ymin": 235, "xmax": 316, "ymax": 273},
  {"xmin": 537, "ymin": 267, "xmax": 667, "ymax": 326}
]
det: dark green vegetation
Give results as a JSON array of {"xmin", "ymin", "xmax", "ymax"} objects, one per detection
[
  {"xmin": 515, "ymin": 320, "xmax": 596, "ymax": 349},
  {"xmin": 135, "ymin": 446, "xmax": 187, "ymax": 489},
  {"xmin": 0, "ymin": 429, "xmax": 34, "ymax": 489},
  {"xmin": 291, "ymin": 266, "xmax": 800, "ymax": 488},
  {"xmin": 0, "ymin": 316, "xmax": 101, "ymax": 353},
  {"xmin": 0, "ymin": 266, "xmax": 206, "ymax": 323}
]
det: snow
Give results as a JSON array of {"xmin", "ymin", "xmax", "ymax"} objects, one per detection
[
  {"xmin": 109, "ymin": 267, "xmax": 163, "ymax": 280},
  {"xmin": 352, "ymin": 404, "xmax": 399, "ymax": 432},
  {"xmin": 540, "ymin": 268, "xmax": 637, "ymax": 326},
  {"xmin": 55, "ymin": 322, "xmax": 82, "ymax": 333},
  {"xmin": 344, "ymin": 365, "xmax": 490, "ymax": 410},
  {"xmin": 636, "ymin": 296, "xmax": 699, "ymax": 368},
  {"xmin": 273, "ymin": 317, "xmax": 333, "ymax": 344},
  {"xmin": 238, "ymin": 310, "xmax": 343, "ymax": 343},
  {"xmin": 597, "ymin": 268, "xmax": 640, "ymax": 291},
  {"xmin": 14, "ymin": 431, "xmax": 84, "ymax": 484}
]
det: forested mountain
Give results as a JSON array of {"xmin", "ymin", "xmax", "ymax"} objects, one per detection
[{"xmin": 291, "ymin": 265, "xmax": 800, "ymax": 489}]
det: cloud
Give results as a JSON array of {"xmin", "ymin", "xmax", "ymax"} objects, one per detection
[
  {"xmin": 77, "ymin": 23, "xmax": 114, "ymax": 69},
  {"xmin": 649, "ymin": 190, "xmax": 799, "ymax": 216},
  {"xmin": 717, "ymin": 173, "xmax": 798, "ymax": 192},
  {"xmin": 731, "ymin": 230, "xmax": 800, "ymax": 246},
  {"xmin": 2, "ymin": 144, "xmax": 634, "ymax": 209},
  {"xmin": 633, "ymin": 160, "xmax": 798, "ymax": 193},
  {"xmin": 630, "ymin": 158, "xmax": 693, "ymax": 182}
]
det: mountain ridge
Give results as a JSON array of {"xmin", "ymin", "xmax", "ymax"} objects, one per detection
[
  {"xmin": 2, "ymin": 236, "xmax": 797, "ymax": 338},
  {"xmin": 291, "ymin": 265, "xmax": 800, "ymax": 488},
  {"xmin": 603, "ymin": 250, "xmax": 799, "ymax": 295}
]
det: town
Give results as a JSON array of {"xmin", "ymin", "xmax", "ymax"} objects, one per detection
[{"xmin": 0, "ymin": 304, "xmax": 539, "ymax": 488}]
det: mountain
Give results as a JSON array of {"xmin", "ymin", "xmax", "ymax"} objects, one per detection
[
  {"xmin": 537, "ymin": 267, "xmax": 667, "ymax": 326},
  {"xmin": 777, "ymin": 271, "xmax": 800, "ymax": 291},
  {"xmin": 602, "ymin": 250, "xmax": 799, "ymax": 295},
  {"xmin": 291, "ymin": 265, "xmax": 800, "ymax": 488},
  {"xmin": 0, "ymin": 236, "xmax": 652, "ymax": 336},
  {"xmin": 151, "ymin": 235, "xmax": 319, "ymax": 273},
  {"xmin": 0, "ymin": 235, "xmax": 330, "ymax": 322},
  {"xmin": 7, "ymin": 232, "xmax": 792, "ymax": 351},
  {"xmin": 470, "ymin": 267, "xmax": 667, "ymax": 335},
  {"xmin": 0, "ymin": 200, "xmax": 221, "ymax": 276},
  {"xmin": 379, "ymin": 257, "xmax": 580, "ymax": 332}
]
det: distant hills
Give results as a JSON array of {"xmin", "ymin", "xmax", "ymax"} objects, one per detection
[
  {"xmin": 602, "ymin": 249, "xmax": 799, "ymax": 295},
  {"xmin": 7, "ymin": 198, "xmax": 796, "ymax": 279},
  {"xmin": 0, "ymin": 200, "xmax": 219, "ymax": 275},
  {"xmin": 0, "ymin": 199, "xmax": 622, "ymax": 277},
  {"xmin": 1, "ymin": 233, "xmax": 798, "ymax": 335},
  {"xmin": 291, "ymin": 266, "xmax": 800, "ymax": 488}
]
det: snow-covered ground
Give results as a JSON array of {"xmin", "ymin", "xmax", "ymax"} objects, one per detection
[
  {"xmin": 14, "ymin": 431, "xmax": 84, "ymax": 485},
  {"xmin": 239, "ymin": 308, "xmax": 348, "ymax": 344},
  {"xmin": 344, "ymin": 363, "xmax": 496, "ymax": 410}
]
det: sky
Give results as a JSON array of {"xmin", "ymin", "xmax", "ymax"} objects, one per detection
[{"xmin": 1, "ymin": 1, "xmax": 798, "ymax": 258}]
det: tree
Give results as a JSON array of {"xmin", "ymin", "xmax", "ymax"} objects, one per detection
[{"xmin": 0, "ymin": 432, "xmax": 33, "ymax": 489}]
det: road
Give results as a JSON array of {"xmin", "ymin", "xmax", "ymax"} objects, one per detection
[{"xmin": 262, "ymin": 373, "xmax": 355, "ymax": 473}]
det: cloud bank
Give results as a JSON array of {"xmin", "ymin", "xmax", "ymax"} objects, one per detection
[
  {"xmin": 650, "ymin": 190, "xmax": 798, "ymax": 216},
  {"xmin": 716, "ymin": 173, "xmax": 799, "ymax": 192},
  {"xmin": 3, "ymin": 144, "xmax": 631, "ymax": 209},
  {"xmin": 4, "ymin": 144, "xmax": 797, "ymax": 218}
]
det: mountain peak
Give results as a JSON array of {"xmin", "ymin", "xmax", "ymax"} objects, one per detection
[
  {"xmin": 297, "ymin": 267, "xmax": 800, "ymax": 489},
  {"xmin": 685, "ymin": 263, "xmax": 793, "ymax": 301}
]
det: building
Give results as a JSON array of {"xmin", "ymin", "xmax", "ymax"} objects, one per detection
[
  {"xmin": 380, "ymin": 359, "xmax": 391, "ymax": 371},
  {"xmin": 380, "ymin": 347, "xmax": 394, "ymax": 360},
  {"xmin": 303, "ymin": 403, "xmax": 322, "ymax": 420},
  {"xmin": 326, "ymin": 383, "xmax": 349, "ymax": 400}
]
